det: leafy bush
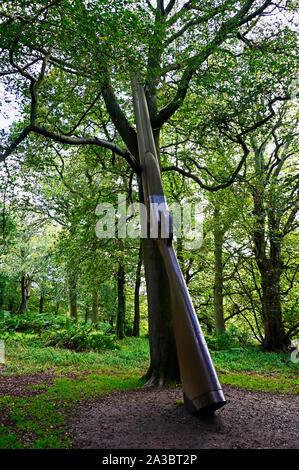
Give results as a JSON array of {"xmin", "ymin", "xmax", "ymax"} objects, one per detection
[
  {"xmin": 0, "ymin": 311, "xmax": 66, "ymax": 334},
  {"xmin": 206, "ymin": 326, "xmax": 252, "ymax": 350},
  {"xmin": 44, "ymin": 324, "xmax": 119, "ymax": 352},
  {"xmin": 98, "ymin": 322, "xmax": 115, "ymax": 335}
]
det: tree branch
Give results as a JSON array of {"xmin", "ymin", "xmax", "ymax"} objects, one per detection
[
  {"xmin": 164, "ymin": 0, "xmax": 176, "ymax": 15},
  {"xmin": 145, "ymin": 0, "xmax": 155, "ymax": 12},
  {"xmin": 154, "ymin": 0, "xmax": 268, "ymax": 127},
  {"xmin": 2, "ymin": 44, "xmax": 140, "ymax": 172},
  {"xmin": 101, "ymin": 76, "xmax": 138, "ymax": 158},
  {"xmin": 162, "ymin": 141, "xmax": 249, "ymax": 192},
  {"xmin": 31, "ymin": 124, "xmax": 139, "ymax": 171},
  {"xmin": 0, "ymin": 126, "xmax": 32, "ymax": 164},
  {"xmin": 283, "ymin": 199, "xmax": 299, "ymax": 236},
  {"xmin": 238, "ymin": 0, "xmax": 273, "ymax": 26}
]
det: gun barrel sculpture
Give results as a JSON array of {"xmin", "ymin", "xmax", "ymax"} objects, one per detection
[{"xmin": 132, "ymin": 76, "xmax": 226, "ymax": 414}]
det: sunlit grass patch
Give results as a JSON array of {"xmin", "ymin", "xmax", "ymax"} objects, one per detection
[
  {"xmin": 2, "ymin": 334, "xmax": 150, "ymax": 376},
  {"xmin": 210, "ymin": 347, "xmax": 298, "ymax": 376},
  {"xmin": 219, "ymin": 371, "xmax": 299, "ymax": 394},
  {"xmin": 0, "ymin": 373, "xmax": 144, "ymax": 449}
]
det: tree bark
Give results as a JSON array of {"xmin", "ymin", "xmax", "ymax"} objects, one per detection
[
  {"xmin": 0, "ymin": 277, "xmax": 5, "ymax": 311},
  {"xmin": 116, "ymin": 261, "xmax": 126, "ymax": 339},
  {"xmin": 68, "ymin": 272, "xmax": 78, "ymax": 322},
  {"xmin": 176, "ymin": 238, "xmax": 184, "ymax": 272},
  {"xmin": 252, "ymin": 186, "xmax": 287, "ymax": 350},
  {"xmin": 138, "ymin": 140, "xmax": 180, "ymax": 384},
  {"xmin": 133, "ymin": 240, "xmax": 142, "ymax": 337},
  {"xmin": 39, "ymin": 285, "xmax": 45, "ymax": 314},
  {"xmin": 92, "ymin": 287, "xmax": 99, "ymax": 329},
  {"xmin": 103, "ymin": 69, "xmax": 180, "ymax": 384},
  {"xmin": 213, "ymin": 208, "xmax": 225, "ymax": 334},
  {"xmin": 54, "ymin": 301, "xmax": 60, "ymax": 315},
  {"xmin": 261, "ymin": 269, "xmax": 285, "ymax": 350},
  {"xmin": 85, "ymin": 305, "xmax": 90, "ymax": 323},
  {"xmin": 19, "ymin": 274, "xmax": 32, "ymax": 314},
  {"xmin": 142, "ymin": 237, "xmax": 180, "ymax": 385}
]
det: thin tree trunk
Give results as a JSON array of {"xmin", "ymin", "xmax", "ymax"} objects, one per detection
[
  {"xmin": 116, "ymin": 261, "xmax": 126, "ymax": 339},
  {"xmin": 68, "ymin": 272, "xmax": 78, "ymax": 322},
  {"xmin": 176, "ymin": 237, "xmax": 184, "ymax": 270},
  {"xmin": 92, "ymin": 288, "xmax": 99, "ymax": 329},
  {"xmin": 54, "ymin": 301, "xmax": 60, "ymax": 315},
  {"xmin": 19, "ymin": 274, "xmax": 32, "ymax": 314},
  {"xmin": 85, "ymin": 305, "xmax": 90, "ymax": 323},
  {"xmin": 133, "ymin": 241, "xmax": 142, "ymax": 337},
  {"xmin": 0, "ymin": 278, "xmax": 4, "ymax": 311},
  {"xmin": 213, "ymin": 207, "xmax": 225, "ymax": 334},
  {"xmin": 39, "ymin": 285, "xmax": 45, "ymax": 314}
]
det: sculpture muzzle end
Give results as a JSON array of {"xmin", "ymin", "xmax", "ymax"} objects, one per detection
[{"xmin": 183, "ymin": 390, "xmax": 226, "ymax": 416}]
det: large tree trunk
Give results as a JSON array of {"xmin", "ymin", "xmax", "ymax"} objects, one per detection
[
  {"xmin": 92, "ymin": 288, "xmax": 99, "ymax": 329},
  {"xmin": 213, "ymin": 208, "xmax": 225, "ymax": 334},
  {"xmin": 68, "ymin": 272, "xmax": 78, "ymax": 322},
  {"xmin": 261, "ymin": 269, "xmax": 286, "ymax": 350},
  {"xmin": 142, "ymin": 238, "xmax": 180, "ymax": 385},
  {"xmin": 116, "ymin": 259, "xmax": 126, "ymax": 340},
  {"xmin": 261, "ymin": 222, "xmax": 286, "ymax": 350},
  {"xmin": 133, "ymin": 240, "xmax": 142, "ymax": 337},
  {"xmin": 103, "ymin": 76, "xmax": 180, "ymax": 384},
  {"xmin": 39, "ymin": 285, "xmax": 45, "ymax": 314},
  {"xmin": 253, "ymin": 187, "xmax": 287, "ymax": 350},
  {"xmin": 138, "ymin": 130, "xmax": 180, "ymax": 384},
  {"xmin": 19, "ymin": 274, "xmax": 32, "ymax": 314}
]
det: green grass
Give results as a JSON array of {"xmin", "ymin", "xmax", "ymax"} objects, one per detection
[
  {"xmin": 210, "ymin": 347, "xmax": 298, "ymax": 376},
  {"xmin": 1, "ymin": 333, "xmax": 150, "ymax": 375},
  {"xmin": 0, "ymin": 426, "xmax": 23, "ymax": 449},
  {"xmin": 0, "ymin": 333, "xmax": 298, "ymax": 449},
  {"xmin": 2, "ymin": 333, "xmax": 297, "ymax": 379},
  {"xmin": 0, "ymin": 373, "xmax": 144, "ymax": 449},
  {"xmin": 218, "ymin": 371, "xmax": 299, "ymax": 394}
]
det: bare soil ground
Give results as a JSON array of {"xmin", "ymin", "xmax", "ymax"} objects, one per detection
[
  {"xmin": 1, "ymin": 372, "xmax": 298, "ymax": 449},
  {"xmin": 0, "ymin": 371, "xmax": 56, "ymax": 397},
  {"xmin": 68, "ymin": 385, "xmax": 299, "ymax": 449}
]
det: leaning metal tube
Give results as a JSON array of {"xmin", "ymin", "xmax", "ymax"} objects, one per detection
[{"xmin": 131, "ymin": 75, "xmax": 226, "ymax": 414}]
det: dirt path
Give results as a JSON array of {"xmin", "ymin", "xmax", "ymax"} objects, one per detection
[
  {"xmin": 69, "ymin": 385, "xmax": 299, "ymax": 449},
  {"xmin": 0, "ymin": 371, "xmax": 56, "ymax": 397}
]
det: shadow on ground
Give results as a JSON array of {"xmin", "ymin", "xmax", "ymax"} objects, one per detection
[{"xmin": 68, "ymin": 385, "xmax": 299, "ymax": 449}]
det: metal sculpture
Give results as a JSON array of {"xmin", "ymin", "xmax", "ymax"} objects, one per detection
[{"xmin": 131, "ymin": 76, "xmax": 226, "ymax": 415}]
